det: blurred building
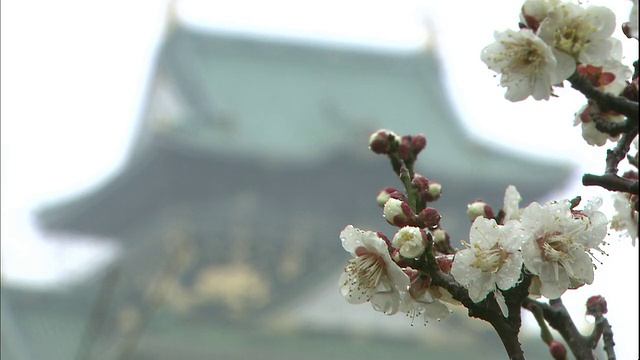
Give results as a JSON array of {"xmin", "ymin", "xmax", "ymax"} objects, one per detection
[{"xmin": 10, "ymin": 13, "xmax": 572, "ymax": 360}]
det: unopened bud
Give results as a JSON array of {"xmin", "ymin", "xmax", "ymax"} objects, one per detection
[
  {"xmin": 383, "ymin": 198, "xmax": 414, "ymax": 227},
  {"xmin": 412, "ymin": 175, "xmax": 429, "ymax": 192},
  {"xmin": 425, "ymin": 182, "xmax": 442, "ymax": 202},
  {"xmin": 418, "ymin": 207, "xmax": 441, "ymax": 228},
  {"xmin": 586, "ymin": 295, "xmax": 608, "ymax": 316},
  {"xmin": 398, "ymin": 136, "xmax": 412, "ymax": 161},
  {"xmin": 433, "ymin": 229, "xmax": 447, "ymax": 243},
  {"xmin": 392, "ymin": 226, "xmax": 426, "ymax": 258},
  {"xmin": 369, "ymin": 129, "xmax": 399, "ymax": 155},
  {"xmin": 467, "ymin": 200, "xmax": 493, "ymax": 221},
  {"xmin": 376, "ymin": 187, "xmax": 399, "ymax": 207},
  {"xmin": 411, "ymin": 133, "xmax": 427, "ymax": 154},
  {"xmin": 549, "ymin": 340, "xmax": 567, "ymax": 360}
]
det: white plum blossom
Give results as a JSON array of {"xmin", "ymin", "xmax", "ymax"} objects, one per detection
[
  {"xmin": 520, "ymin": 199, "xmax": 607, "ymax": 299},
  {"xmin": 520, "ymin": 0, "xmax": 561, "ymax": 31},
  {"xmin": 392, "ymin": 226, "xmax": 425, "ymax": 258},
  {"xmin": 339, "ymin": 225, "xmax": 410, "ymax": 315},
  {"xmin": 611, "ymin": 192, "xmax": 639, "ymax": 245},
  {"xmin": 537, "ymin": 3, "xmax": 617, "ymax": 67},
  {"xmin": 503, "ymin": 185, "xmax": 524, "ymax": 221},
  {"xmin": 398, "ymin": 291, "xmax": 452, "ymax": 325},
  {"xmin": 397, "ymin": 267, "xmax": 453, "ymax": 325},
  {"xmin": 574, "ymin": 102, "xmax": 625, "ymax": 146},
  {"xmin": 481, "ymin": 28, "xmax": 575, "ymax": 101},
  {"xmin": 450, "ymin": 217, "xmax": 525, "ymax": 317},
  {"xmin": 575, "ymin": 39, "xmax": 632, "ymax": 96},
  {"xmin": 383, "ymin": 197, "xmax": 412, "ymax": 226}
]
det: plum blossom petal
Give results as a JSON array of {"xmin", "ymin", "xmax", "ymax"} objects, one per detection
[
  {"xmin": 519, "ymin": 0, "xmax": 561, "ymax": 31},
  {"xmin": 481, "ymin": 29, "xmax": 574, "ymax": 101},
  {"xmin": 339, "ymin": 225, "xmax": 410, "ymax": 309},
  {"xmin": 451, "ymin": 217, "xmax": 525, "ymax": 304},
  {"xmin": 399, "ymin": 291, "xmax": 451, "ymax": 325},
  {"xmin": 503, "ymin": 185, "xmax": 523, "ymax": 221},
  {"xmin": 392, "ymin": 226, "xmax": 425, "ymax": 258},
  {"xmin": 520, "ymin": 199, "xmax": 607, "ymax": 299},
  {"xmin": 537, "ymin": 3, "xmax": 617, "ymax": 66}
]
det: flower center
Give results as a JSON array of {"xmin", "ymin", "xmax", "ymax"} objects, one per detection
[
  {"xmin": 553, "ymin": 20, "xmax": 595, "ymax": 57},
  {"xmin": 342, "ymin": 253, "xmax": 386, "ymax": 302},
  {"xmin": 470, "ymin": 244, "xmax": 507, "ymax": 273},
  {"xmin": 537, "ymin": 233, "xmax": 574, "ymax": 262},
  {"xmin": 501, "ymin": 39, "xmax": 543, "ymax": 74}
]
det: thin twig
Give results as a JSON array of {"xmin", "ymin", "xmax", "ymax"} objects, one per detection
[{"xmin": 522, "ymin": 298, "xmax": 596, "ymax": 360}]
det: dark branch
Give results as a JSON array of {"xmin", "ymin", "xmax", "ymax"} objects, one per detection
[
  {"xmin": 588, "ymin": 316, "xmax": 616, "ymax": 360},
  {"xmin": 568, "ymin": 72, "xmax": 639, "ymax": 120},
  {"xmin": 582, "ymin": 128, "xmax": 640, "ymax": 195},
  {"xmin": 425, "ymin": 239, "xmax": 530, "ymax": 359},
  {"xmin": 522, "ymin": 297, "xmax": 597, "ymax": 360}
]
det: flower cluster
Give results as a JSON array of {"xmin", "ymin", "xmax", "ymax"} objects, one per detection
[
  {"xmin": 453, "ymin": 186, "xmax": 608, "ymax": 310},
  {"xmin": 336, "ymin": 1, "xmax": 637, "ymax": 358},
  {"xmin": 339, "ymin": 225, "xmax": 452, "ymax": 324},
  {"xmin": 337, "ymin": 129, "xmax": 456, "ymax": 325},
  {"xmin": 482, "ymin": 0, "xmax": 638, "ymax": 147}
]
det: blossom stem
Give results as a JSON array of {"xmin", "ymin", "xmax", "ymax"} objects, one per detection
[
  {"xmin": 568, "ymin": 72, "xmax": 639, "ymax": 120},
  {"xmin": 424, "ymin": 238, "xmax": 529, "ymax": 359},
  {"xmin": 522, "ymin": 298, "xmax": 597, "ymax": 360}
]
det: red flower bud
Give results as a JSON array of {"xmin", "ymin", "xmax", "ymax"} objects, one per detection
[
  {"xmin": 586, "ymin": 295, "xmax": 608, "ymax": 316},
  {"xmin": 549, "ymin": 340, "xmax": 567, "ymax": 360},
  {"xmin": 418, "ymin": 207, "xmax": 441, "ymax": 228},
  {"xmin": 398, "ymin": 136, "xmax": 412, "ymax": 161},
  {"xmin": 411, "ymin": 133, "xmax": 427, "ymax": 154},
  {"xmin": 369, "ymin": 129, "xmax": 398, "ymax": 155}
]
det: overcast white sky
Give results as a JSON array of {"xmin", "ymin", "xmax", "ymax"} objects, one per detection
[{"xmin": 1, "ymin": 0, "xmax": 637, "ymax": 357}]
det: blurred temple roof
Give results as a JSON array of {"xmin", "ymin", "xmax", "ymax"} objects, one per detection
[
  {"xmin": 33, "ymin": 20, "xmax": 574, "ymax": 325},
  {"xmin": 36, "ymin": 23, "xmax": 574, "ymax": 236}
]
